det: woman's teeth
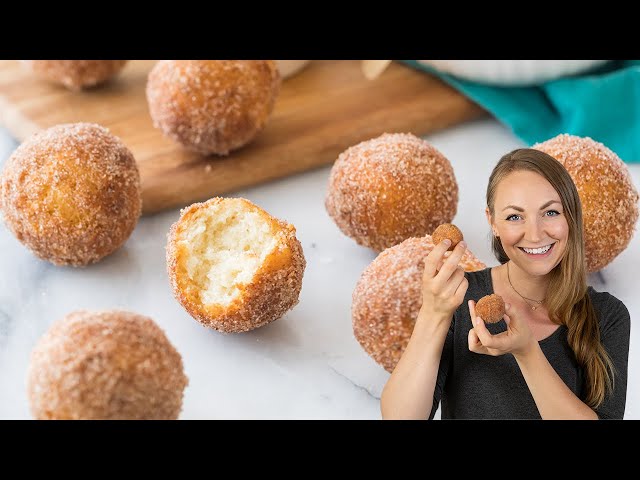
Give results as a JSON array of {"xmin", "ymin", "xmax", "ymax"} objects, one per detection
[{"xmin": 521, "ymin": 244, "xmax": 553, "ymax": 255}]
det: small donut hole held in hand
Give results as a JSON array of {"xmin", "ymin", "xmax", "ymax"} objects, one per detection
[
  {"xmin": 475, "ymin": 294, "xmax": 505, "ymax": 324},
  {"xmin": 432, "ymin": 223, "xmax": 463, "ymax": 251}
]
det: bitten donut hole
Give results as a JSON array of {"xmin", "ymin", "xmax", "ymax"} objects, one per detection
[
  {"xmin": 181, "ymin": 202, "xmax": 277, "ymax": 306},
  {"xmin": 167, "ymin": 197, "xmax": 306, "ymax": 333}
]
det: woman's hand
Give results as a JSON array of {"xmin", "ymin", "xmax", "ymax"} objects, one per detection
[
  {"xmin": 419, "ymin": 240, "xmax": 469, "ymax": 322},
  {"xmin": 467, "ymin": 300, "xmax": 537, "ymax": 358}
]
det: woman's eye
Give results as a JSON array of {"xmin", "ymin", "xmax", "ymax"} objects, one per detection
[
  {"xmin": 545, "ymin": 210, "xmax": 560, "ymax": 217},
  {"xmin": 506, "ymin": 214, "xmax": 521, "ymax": 221}
]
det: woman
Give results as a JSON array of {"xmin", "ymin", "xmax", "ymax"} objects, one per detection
[{"xmin": 380, "ymin": 148, "xmax": 630, "ymax": 419}]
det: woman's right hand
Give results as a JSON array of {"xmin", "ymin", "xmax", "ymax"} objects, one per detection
[{"xmin": 419, "ymin": 239, "xmax": 469, "ymax": 321}]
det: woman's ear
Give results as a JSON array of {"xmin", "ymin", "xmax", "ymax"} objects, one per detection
[{"xmin": 485, "ymin": 207, "xmax": 497, "ymax": 237}]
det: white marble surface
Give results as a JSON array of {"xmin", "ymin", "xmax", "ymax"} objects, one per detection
[{"xmin": 0, "ymin": 118, "xmax": 638, "ymax": 419}]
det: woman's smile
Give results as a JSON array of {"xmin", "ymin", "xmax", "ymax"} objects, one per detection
[{"xmin": 517, "ymin": 242, "xmax": 557, "ymax": 259}]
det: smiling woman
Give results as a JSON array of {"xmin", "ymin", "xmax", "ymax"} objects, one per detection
[
  {"xmin": 380, "ymin": 148, "xmax": 631, "ymax": 420},
  {"xmin": 488, "ymin": 169, "xmax": 569, "ymax": 285}
]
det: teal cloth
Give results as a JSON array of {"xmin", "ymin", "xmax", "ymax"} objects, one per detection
[{"xmin": 404, "ymin": 60, "xmax": 640, "ymax": 163}]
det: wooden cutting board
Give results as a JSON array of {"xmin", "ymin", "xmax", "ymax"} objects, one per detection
[{"xmin": 0, "ymin": 60, "xmax": 484, "ymax": 215}]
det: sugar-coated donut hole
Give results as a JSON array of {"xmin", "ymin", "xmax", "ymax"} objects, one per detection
[
  {"xmin": 475, "ymin": 294, "xmax": 505, "ymax": 324},
  {"xmin": 23, "ymin": 60, "xmax": 128, "ymax": 90},
  {"xmin": 27, "ymin": 310, "xmax": 188, "ymax": 420},
  {"xmin": 0, "ymin": 122, "xmax": 141, "ymax": 266},
  {"xmin": 181, "ymin": 202, "xmax": 278, "ymax": 306},
  {"xmin": 146, "ymin": 60, "xmax": 280, "ymax": 155},
  {"xmin": 432, "ymin": 223, "xmax": 464, "ymax": 251},
  {"xmin": 325, "ymin": 133, "xmax": 459, "ymax": 252}
]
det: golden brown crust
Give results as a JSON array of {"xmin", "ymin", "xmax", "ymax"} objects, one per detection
[
  {"xmin": 352, "ymin": 236, "xmax": 486, "ymax": 372},
  {"xmin": 432, "ymin": 223, "xmax": 463, "ymax": 251},
  {"xmin": 0, "ymin": 123, "xmax": 141, "ymax": 266},
  {"xmin": 533, "ymin": 134, "xmax": 639, "ymax": 272},
  {"xmin": 23, "ymin": 60, "xmax": 128, "ymax": 90},
  {"xmin": 166, "ymin": 197, "xmax": 306, "ymax": 333},
  {"xmin": 146, "ymin": 60, "xmax": 281, "ymax": 155},
  {"xmin": 27, "ymin": 310, "xmax": 188, "ymax": 420},
  {"xmin": 475, "ymin": 293, "xmax": 505, "ymax": 324},
  {"xmin": 325, "ymin": 133, "xmax": 459, "ymax": 252}
]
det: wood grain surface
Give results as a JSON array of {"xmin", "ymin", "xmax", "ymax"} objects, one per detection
[{"xmin": 0, "ymin": 60, "xmax": 484, "ymax": 214}]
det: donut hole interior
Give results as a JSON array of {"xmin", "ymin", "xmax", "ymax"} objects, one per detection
[{"xmin": 181, "ymin": 202, "xmax": 277, "ymax": 306}]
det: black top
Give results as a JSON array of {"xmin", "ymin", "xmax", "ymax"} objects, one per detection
[{"xmin": 430, "ymin": 267, "xmax": 631, "ymax": 419}]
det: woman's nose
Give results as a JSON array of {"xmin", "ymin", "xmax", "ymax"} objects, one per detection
[{"xmin": 525, "ymin": 218, "xmax": 543, "ymax": 243}]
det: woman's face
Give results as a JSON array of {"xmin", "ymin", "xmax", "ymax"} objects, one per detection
[{"xmin": 487, "ymin": 170, "xmax": 569, "ymax": 277}]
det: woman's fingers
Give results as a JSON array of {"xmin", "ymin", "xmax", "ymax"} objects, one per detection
[
  {"xmin": 503, "ymin": 303, "xmax": 518, "ymax": 326},
  {"xmin": 473, "ymin": 316, "xmax": 496, "ymax": 347},
  {"xmin": 436, "ymin": 241, "xmax": 467, "ymax": 277},
  {"xmin": 468, "ymin": 327, "xmax": 479, "ymax": 350},
  {"xmin": 468, "ymin": 299, "xmax": 476, "ymax": 326},
  {"xmin": 453, "ymin": 275, "xmax": 469, "ymax": 305},
  {"xmin": 433, "ymin": 241, "xmax": 467, "ymax": 289},
  {"xmin": 442, "ymin": 266, "xmax": 466, "ymax": 297},
  {"xmin": 473, "ymin": 316, "xmax": 510, "ymax": 352},
  {"xmin": 423, "ymin": 240, "xmax": 452, "ymax": 279},
  {"xmin": 469, "ymin": 303, "xmax": 514, "ymax": 356},
  {"xmin": 468, "ymin": 328, "xmax": 486, "ymax": 354}
]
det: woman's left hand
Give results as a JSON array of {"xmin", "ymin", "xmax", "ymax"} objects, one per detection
[{"xmin": 467, "ymin": 300, "xmax": 537, "ymax": 358}]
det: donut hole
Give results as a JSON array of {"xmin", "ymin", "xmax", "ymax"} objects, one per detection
[
  {"xmin": 167, "ymin": 197, "xmax": 306, "ymax": 333},
  {"xmin": 24, "ymin": 60, "xmax": 128, "ymax": 90},
  {"xmin": 27, "ymin": 310, "xmax": 187, "ymax": 420},
  {"xmin": 325, "ymin": 133, "xmax": 459, "ymax": 251},
  {"xmin": 0, "ymin": 123, "xmax": 141, "ymax": 266},
  {"xmin": 146, "ymin": 60, "xmax": 280, "ymax": 155},
  {"xmin": 179, "ymin": 202, "xmax": 277, "ymax": 306}
]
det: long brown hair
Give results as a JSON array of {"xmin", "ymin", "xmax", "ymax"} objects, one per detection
[{"xmin": 486, "ymin": 148, "xmax": 614, "ymax": 408}]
